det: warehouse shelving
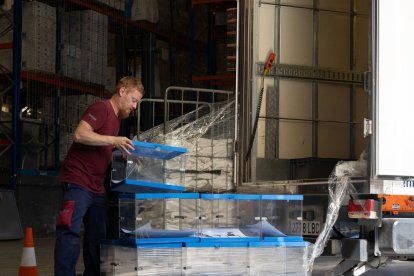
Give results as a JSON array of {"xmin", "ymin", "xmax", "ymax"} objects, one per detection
[
  {"xmin": 0, "ymin": 0, "xmax": 218, "ymax": 236},
  {"xmin": 20, "ymin": 71, "xmax": 111, "ymax": 97},
  {"xmin": 190, "ymin": 0, "xmax": 237, "ymax": 88},
  {"xmin": 0, "ymin": 42, "xmax": 12, "ymax": 49},
  {"xmin": 1, "ymin": 0, "xmax": 199, "ymax": 189}
]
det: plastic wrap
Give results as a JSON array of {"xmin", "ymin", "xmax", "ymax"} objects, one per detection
[
  {"xmin": 138, "ymin": 106, "xmax": 207, "ymax": 142},
  {"xmin": 135, "ymin": 100, "xmax": 236, "ymax": 192},
  {"xmin": 305, "ymin": 152, "xmax": 367, "ymax": 275}
]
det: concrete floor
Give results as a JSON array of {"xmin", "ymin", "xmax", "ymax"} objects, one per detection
[
  {"xmin": 0, "ymin": 237, "xmax": 84, "ymax": 276},
  {"xmin": 1, "ymin": 237, "xmax": 414, "ymax": 275},
  {"xmin": 311, "ymin": 256, "xmax": 414, "ymax": 276}
]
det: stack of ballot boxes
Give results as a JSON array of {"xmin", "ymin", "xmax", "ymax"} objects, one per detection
[
  {"xmin": 101, "ymin": 141, "xmax": 311, "ymax": 275},
  {"xmin": 183, "ymin": 194, "xmax": 308, "ymax": 275},
  {"xmin": 248, "ymin": 195, "xmax": 309, "ymax": 275},
  {"xmin": 101, "ymin": 141, "xmax": 190, "ymax": 275}
]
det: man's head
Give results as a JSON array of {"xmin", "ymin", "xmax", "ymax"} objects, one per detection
[{"xmin": 112, "ymin": 76, "xmax": 145, "ymax": 119}]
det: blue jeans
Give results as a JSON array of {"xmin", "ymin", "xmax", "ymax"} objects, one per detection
[{"xmin": 54, "ymin": 183, "xmax": 108, "ymax": 276}]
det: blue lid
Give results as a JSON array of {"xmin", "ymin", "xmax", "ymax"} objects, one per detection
[
  {"xmin": 111, "ymin": 179, "xmax": 185, "ymax": 193},
  {"xmin": 133, "ymin": 237, "xmax": 198, "ymax": 244},
  {"xmin": 199, "ymin": 237, "xmax": 260, "ymax": 243},
  {"xmin": 137, "ymin": 243, "xmax": 183, "ymax": 249},
  {"xmin": 249, "ymin": 241, "xmax": 309, "ymax": 247},
  {"xmin": 184, "ymin": 241, "xmax": 249, "ymax": 248},
  {"xmin": 248, "ymin": 241, "xmax": 280, "ymax": 247},
  {"xmin": 261, "ymin": 194, "xmax": 303, "ymax": 200},
  {"xmin": 200, "ymin": 194, "xmax": 261, "ymax": 200},
  {"xmin": 115, "ymin": 141, "xmax": 187, "ymax": 160},
  {"xmin": 101, "ymin": 239, "xmax": 184, "ymax": 248},
  {"xmin": 118, "ymin": 237, "xmax": 198, "ymax": 245},
  {"xmin": 262, "ymin": 236, "xmax": 304, "ymax": 242},
  {"xmin": 119, "ymin": 193, "xmax": 199, "ymax": 199}
]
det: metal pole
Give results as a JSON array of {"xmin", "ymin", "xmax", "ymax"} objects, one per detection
[
  {"xmin": 12, "ymin": 0, "xmax": 22, "ymax": 190},
  {"xmin": 312, "ymin": 0, "xmax": 319, "ymax": 158},
  {"xmin": 142, "ymin": 31, "xmax": 155, "ymax": 132},
  {"xmin": 55, "ymin": 0, "xmax": 63, "ymax": 171}
]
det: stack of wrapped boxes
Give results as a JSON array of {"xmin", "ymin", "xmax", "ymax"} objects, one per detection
[
  {"xmin": 0, "ymin": 1, "xmax": 56, "ymax": 73},
  {"xmin": 21, "ymin": 1, "xmax": 56, "ymax": 73},
  {"xmin": 61, "ymin": 10, "xmax": 108, "ymax": 85},
  {"xmin": 101, "ymin": 141, "xmax": 311, "ymax": 275},
  {"xmin": 0, "ymin": 1, "xmax": 108, "ymax": 85}
]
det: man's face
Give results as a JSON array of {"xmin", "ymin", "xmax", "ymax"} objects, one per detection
[{"xmin": 119, "ymin": 86, "xmax": 142, "ymax": 119}]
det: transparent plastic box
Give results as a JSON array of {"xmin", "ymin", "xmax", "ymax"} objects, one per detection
[
  {"xmin": 111, "ymin": 141, "xmax": 187, "ymax": 193},
  {"xmin": 260, "ymin": 195, "xmax": 304, "ymax": 240},
  {"xmin": 100, "ymin": 240, "xmax": 182, "ymax": 276},
  {"xmin": 183, "ymin": 241, "xmax": 250, "ymax": 275},
  {"xmin": 248, "ymin": 241, "xmax": 310, "ymax": 276},
  {"xmin": 119, "ymin": 193, "xmax": 199, "ymax": 242},
  {"xmin": 198, "ymin": 194, "xmax": 261, "ymax": 241}
]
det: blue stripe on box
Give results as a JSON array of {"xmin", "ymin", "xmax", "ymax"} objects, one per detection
[
  {"xmin": 184, "ymin": 241, "xmax": 250, "ymax": 248},
  {"xmin": 261, "ymin": 194, "xmax": 304, "ymax": 200},
  {"xmin": 249, "ymin": 241, "xmax": 309, "ymax": 247},
  {"xmin": 111, "ymin": 179, "xmax": 185, "ymax": 193},
  {"xmin": 118, "ymin": 193, "xmax": 199, "ymax": 199},
  {"xmin": 262, "ymin": 236, "xmax": 304, "ymax": 242},
  {"xmin": 200, "ymin": 194, "xmax": 261, "ymax": 200}
]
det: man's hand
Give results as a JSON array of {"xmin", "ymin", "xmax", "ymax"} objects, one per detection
[{"xmin": 112, "ymin": 136, "xmax": 135, "ymax": 156}]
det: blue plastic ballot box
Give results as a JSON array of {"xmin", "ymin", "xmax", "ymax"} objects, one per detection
[{"xmin": 111, "ymin": 141, "xmax": 187, "ymax": 193}]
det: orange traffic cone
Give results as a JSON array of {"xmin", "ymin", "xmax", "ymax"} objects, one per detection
[{"xmin": 18, "ymin": 227, "xmax": 38, "ymax": 276}]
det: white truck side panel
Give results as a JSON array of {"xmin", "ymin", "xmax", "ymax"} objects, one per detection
[{"xmin": 375, "ymin": 0, "xmax": 414, "ymax": 177}]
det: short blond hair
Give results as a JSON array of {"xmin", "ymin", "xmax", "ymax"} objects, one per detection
[{"xmin": 114, "ymin": 76, "xmax": 145, "ymax": 96}]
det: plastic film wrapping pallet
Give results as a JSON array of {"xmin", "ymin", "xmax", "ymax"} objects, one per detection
[{"xmin": 111, "ymin": 141, "xmax": 187, "ymax": 193}]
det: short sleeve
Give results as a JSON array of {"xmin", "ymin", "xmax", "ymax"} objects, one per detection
[{"xmin": 80, "ymin": 101, "xmax": 108, "ymax": 131}]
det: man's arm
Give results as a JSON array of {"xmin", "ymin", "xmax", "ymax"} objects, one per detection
[{"xmin": 73, "ymin": 120, "xmax": 134, "ymax": 154}]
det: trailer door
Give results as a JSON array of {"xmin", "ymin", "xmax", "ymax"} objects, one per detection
[{"xmin": 372, "ymin": 0, "xmax": 414, "ymax": 178}]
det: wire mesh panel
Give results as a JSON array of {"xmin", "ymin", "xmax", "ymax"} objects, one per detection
[{"xmin": 136, "ymin": 86, "xmax": 235, "ymax": 193}]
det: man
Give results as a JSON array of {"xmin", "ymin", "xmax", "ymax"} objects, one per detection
[{"xmin": 54, "ymin": 76, "xmax": 144, "ymax": 276}]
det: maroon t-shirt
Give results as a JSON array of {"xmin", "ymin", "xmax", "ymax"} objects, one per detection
[{"xmin": 59, "ymin": 100, "xmax": 121, "ymax": 194}]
